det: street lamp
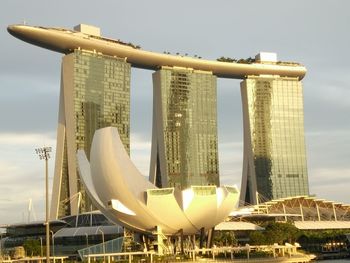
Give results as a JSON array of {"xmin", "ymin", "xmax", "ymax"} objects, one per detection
[
  {"xmin": 35, "ymin": 146, "xmax": 51, "ymax": 263},
  {"xmin": 40, "ymin": 237, "xmax": 43, "ymax": 258},
  {"xmin": 50, "ymin": 230, "xmax": 55, "ymax": 262},
  {"xmin": 85, "ymin": 233, "xmax": 89, "ymax": 248},
  {"xmin": 0, "ymin": 232, "xmax": 3, "ymax": 260},
  {"xmin": 98, "ymin": 228, "xmax": 105, "ymax": 262}
]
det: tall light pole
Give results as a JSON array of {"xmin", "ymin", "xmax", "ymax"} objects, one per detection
[
  {"xmin": 98, "ymin": 228, "xmax": 105, "ymax": 262},
  {"xmin": 35, "ymin": 146, "xmax": 51, "ymax": 263},
  {"xmin": 85, "ymin": 233, "xmax": 89, "ymax": 248},
  {"xmin": 0, "ymin": 232, "xmax": 3, "ymax": 260},
  {"xmin": 40, "ymin": 237, "xmax": 43, "ymax": 258},
  {"xmin": 50, "ymin": 230, "xmax": 55, "ymax": 262}
]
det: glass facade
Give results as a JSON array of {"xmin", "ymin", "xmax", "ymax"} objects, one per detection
[
  {"xmin": 151, "ymin": 67, "xmax": 219, "ymax": 190},
  {"xmin": 55, "ymin": 50, "xmax": 130, "ymax": 217},
  {"xmin": 72, "ymin": 50, "xmax": 130, "ymax": 157},
  {"xmin": 241, "ymin": 75, "xmax": 309, "ymax": 204}
]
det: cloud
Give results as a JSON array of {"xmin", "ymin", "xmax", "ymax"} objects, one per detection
[
  {"xmin": 0, "ymin": 133, "xmax": 56, "ymax": 146},
  {"xmin": 0, "ymin": 76, "xmax": 59, "ymax": 134},
  {"xmin": 306, "ymin": 130, "xmax": 350, "ymax": 172},
  {"xmin": 309, "ymin": 168, "xmax": 350, "ymax": 204},
  {"xmin": 0, "ymin": 132, "xmax": 56, "ymax": 224},
  {"xmin": 218, "ymin": 141, "xmax": 243, "ymax": 188},
  {"xmin": 130, "ymin": 133, "xmax": 151, "ymax": 151},
  {"xmin": 130, "ymin": 133, "xmax": 151, "ymax": 176},
  {"xmin": 0, "ymin": 0, "xmax": 349, "ymax": 225},
  {"xmin": 309, "ymin": 168, "xmax": 350, "ymax": 187}
]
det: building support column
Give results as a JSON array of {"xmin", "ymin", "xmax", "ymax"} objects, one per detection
[
  {"xmin": 316, "ymin": 203, "xmax": 321, "ymax": 221},
  {"xmin": 332, "ymin": 203, "xmax": 338, "ymax": 221},
  {"xmin": 299, "ymin": 203, "xmax": 304, "ymax": 221},
  {"xmin": 206, "ymin": 227, "xmax": 214, "ymax": 248},
  {"xmin": 199, "ymin": 227, "xmax": 205, "ymax": 249},
  {"xmin": 156, "ymin": 226, "xmax": 165, "ymax": 256},
  {"xmin": 282, "ymin": 203, "xmax": 287, "ymax": 222},
  {"xmin": 179, "ymin": 229, "xmax": 184, "ymax": 254}
]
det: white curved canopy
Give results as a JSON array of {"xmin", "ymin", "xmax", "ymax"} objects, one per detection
[{"xmin": 77, "ymin": 127, "xmax": 239, "ymax": 234}]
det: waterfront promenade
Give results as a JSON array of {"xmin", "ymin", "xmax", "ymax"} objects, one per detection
[
  {"xmin": 0, "ymin": 244, "xmax": 315, "ymax": 263},
  {"xmin": 81, "ymin": 244, "xmax": 315, "ymax": 263}
]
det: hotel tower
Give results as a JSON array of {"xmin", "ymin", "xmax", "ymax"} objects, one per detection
[
  {"xmin": 50, "ymin": 24, "xmax": 131, "ymax": 218},
  {"xmin": 150, "ymin": 67, "xmax": 220, "ymax": 190},
  {"xmin": 240, "ymin": 53, "xmax": 309, "ymax": 205}
]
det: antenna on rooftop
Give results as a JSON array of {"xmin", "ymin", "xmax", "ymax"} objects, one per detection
[
  {"xmin": 28, "ymin": 199, "xmax": 32, "ymax": 223},
  {"xmin": 27, "ymin": 198, "xmax": 37, "ymax": 223}
]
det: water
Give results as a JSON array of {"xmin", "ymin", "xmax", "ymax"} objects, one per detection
[{"xmin": 316, "ymin": 260, "xmax": 350, "ymax": 263}]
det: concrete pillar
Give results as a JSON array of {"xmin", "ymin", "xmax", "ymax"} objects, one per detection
[
  {"xmin": 156, "ymin": 226, "xmax": 164, "ymax": 256},
  {"xmin": 299, "ymin": 203, "xmax": 304, "ymax": 221},
  {"xmin": 332, "ymin": 203, "xmax": 338, "ymax": 221},
  {"xmin": 199, "ymin": 227, "xmax": 205, "ymax": 249},
  {"xmin": 316, "ymin": 203, "xmax": 321, "ymax": 221}
]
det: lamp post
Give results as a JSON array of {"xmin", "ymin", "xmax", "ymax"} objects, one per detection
[
  {"xmin": 50, "ymin": 230, "xmax": 55, "ymax": 263},
  {"xmin": 0, "ymin": 232, "xmax": 3, "ymax": 260},
  {"xmin": 35, "ymin": 146, "xmax": 51, "ymax": 263},
  {"xmin": 98, "ymin": 228, "xmax": 105, "ymax": 262},
  {"xmin": 40, "ymin": 237, "xmax": 43, "ymax": 258},
  {"xmin": 85, "ymin": 233, "xmax": 89, "ymax": 248}
]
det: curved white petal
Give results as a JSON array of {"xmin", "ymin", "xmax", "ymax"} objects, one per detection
[{"xmin": 77, "ymin": 127, "xmax": 240, "ymax": 234}]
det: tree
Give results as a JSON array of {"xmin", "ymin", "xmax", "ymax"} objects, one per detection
[
  {"xmin": 264, "ymin": 222, "xmax": 300, "ymax": 244},
  {"xmin": 249, "ymin": 222, "xmax": 300, "ymax": 245},
  {"xmin": 23, "ymin": 239, "xmax": 41, "ymax": 257},
  {"xmin": 249, "ymin": 231, "xmax": 266, "ymax": 245},
  {"xmin": 213, "ymin": 231, "xmax": 237, "ymax": 246}
]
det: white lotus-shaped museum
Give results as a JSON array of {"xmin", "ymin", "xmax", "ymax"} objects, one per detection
[{"xmin": 77, "ymin": 127, "xmax": 239, "ymax": 234}]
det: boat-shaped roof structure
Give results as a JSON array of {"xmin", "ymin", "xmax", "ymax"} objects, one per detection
[{"xmin": 7, "ymin": 24, "xmax": 306, "ymax": 80}]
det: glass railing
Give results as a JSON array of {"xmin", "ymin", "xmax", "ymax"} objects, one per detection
[
  {"xmin": 148, "ymin": 188, "xmax": 174, "ymax": 195},
  {"xmin": 78, "ymin": 236, "xmax": 124, "ymax": 261},
  {"xmin": 192, "ymin": 186, "xmax": 216, "ymax": 195}
]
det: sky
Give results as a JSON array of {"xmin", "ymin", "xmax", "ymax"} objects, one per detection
[{"xmin": 0, "ymin": 0, "xmax": 349, "ymax": 225}]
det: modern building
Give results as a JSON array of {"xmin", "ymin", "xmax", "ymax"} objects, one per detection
[
  {"xmin": 50, "ymin": 38, "xmax": 131, "ymax": 218},
  {"xmin": 77, "ymin": 127, "xmax": 239, "ymax": 235},
  {"xmin": 7, "ymin": 24, "xmax": 310, "ymax": 218},
  {"xmin": 240, "ymin": 54, "xmax": 309, "ymax": 205},
  {"xmin": 150, "ymin": 67, "xmax": 219, "ymax": 190},
  {"xmin": 223, "ymin": 196, "xmax": 350, "ymax": 249},
  {"xmin": 1, "ymin": 211, "xmax": 123, "ymax": 259},
  {"xmin": 231, "ymin": 195, "xmax": 350, "ymax": 228}
]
